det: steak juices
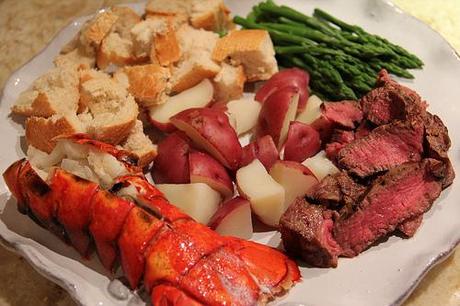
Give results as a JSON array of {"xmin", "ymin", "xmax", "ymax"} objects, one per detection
[{"xmin": 280, "ymin": 70, "xmax": 454, "ymax": 267}]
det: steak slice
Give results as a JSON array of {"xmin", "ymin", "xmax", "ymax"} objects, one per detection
[
  {"xmin": 337, "ymin": 120, "xmax": 424, "ymax": 177},
  {"xmin": 321, "ymin": 101, "xmax": 363, "ymax": 129},
  {"xmin": 325, "ymin": 130, "xmax": 355, "ymax": 161},
  {"xmin": 334, "ymin": 160, "xmax": 443, "ymax": 257},
  {"xmin": 280, "ymin": 199, "xmax": 341, "ymax": 268},
  {"xmin": 398, "ymin": 215, "xmax": 423, "ymax": 237},
  {"xmin": 307, "ymin": 171, "xmax": 367, "ymax": 213},
  {"xmin": 361, "ymin": 70, "xmax": 426, "ymax": 126},
  {"xmin": 424, "ymin": 112, "xmax": 451, "ymax": 160}
]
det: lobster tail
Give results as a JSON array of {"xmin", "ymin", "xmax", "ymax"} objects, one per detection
[{"xmin": 3, "ymin": 135, "xmax": 300, "ymax": 305}]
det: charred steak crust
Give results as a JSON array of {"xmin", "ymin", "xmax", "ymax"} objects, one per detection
[
  {"xmin": 337, "ymin": 120, "xmax": 424, "ymax": 177},
  {"xmin": 307, "ymin": 171, "xmax": 367, "ymax": 215},
  {"xmin": 280, "ymin": 198, "xmax": 341, "ymax": 268},
  {"xmin": 424, "ymin": 112, "xmax": 451, "ymax": 160},
  {"xmin": 361, "ymin": 70, "xmax": 426, "ymax": 126},
  {"xmin": 334, "ymin": 160, "xmax": 443, "ymax": 257}
]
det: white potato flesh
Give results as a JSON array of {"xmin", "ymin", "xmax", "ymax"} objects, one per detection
[
  {"xmin": 278, "ymin": 93, "xmax": 299, "ymax": 148},
  {"xmin": 226, "ymin": 98, "xmax": 262, "ymax": 135},
  {"xmin": 296, "ymin": 95, "xmax": 322, "ymax": 125},
  {"xmin": 302, "ymin": 151, "xmax": 340, "ymax": 181},
  {"xmin": 236, "ymin": 159, "xmax": 285, "ymax": 227},
  {"xmin": 156, "ymin": 183, "xmax": 221, "ymax": 224},
  {"xmin": 269, "ymin": 161, "xmax": 319, "ymax": 210},
  {"xmin": 149, "ymin": 79, "xmax": 213, "ymax": 124}
]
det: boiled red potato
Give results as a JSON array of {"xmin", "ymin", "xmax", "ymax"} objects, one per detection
[
  {"xmin": 269, "ymin": 160, "xmax": 319, "ymax": 210},
  {"xmin": 255, "ymin": 68, "xmax": 309, "ymax": 112},
  {"xmin": 284, "ymin": 121, "xmax": 321, "ymax": 162},
  {"xmin": 148, "ymin": 79, "xmax": 214, "ymax": 131},
  {"xmin": 256, "ymin": 87, "xmax": 299, "ymax": 149},
  {"xmin": 236, "ymin": 159, "xmax": 285, "ymax": 227},
  {"xmin": 156, "ymin": 183, "xmax": 221, "ymax": 224},
  {"xmin": 151, "ymin": 132, "xmax": 191, "ymax": 184},
  {"xmin": 302, "ymin": 150, "xmax": 340, "ymax": 181},
  {"xmin": 225, "ymin": 98, "xmax": 262, "ymax": 135},
  {"xmin": 189, "ymin": 151, "xmax": 234, "ymax": 199},
  {"xmin": 240, "ymin": 135, "xmax": 279, "ymax": 170},
  {"xmin": 296, "ymin": 95, "xmax": 323, "ymax": 124},
  {"xmin": 171, "ymin": 107, "xmax": 242, "ymax": 170},
  {"xmin": 208, "ymin": 196, "xmax": 253, "ymax": 239},
  {"xmin": 296, "ymin": 95, "xmax": 339, "ymax": 142}
]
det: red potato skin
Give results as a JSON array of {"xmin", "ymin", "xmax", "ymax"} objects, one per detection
[
  {"xmin": 241, "ymin": 135, "xmax": 279, "ymax": 170},
  {"xmin": 147, "ymin": 114, "xmax": 177, "ymax": 133},
  {"xmin": 171, "ymin": 108, "xmax": 243, "ymax": 170},
  {"xmin": 151, "ymin": 132, "xmax": 191, "ymax": 184},
  {"xmin": 189, "ymin": 150, "xmax": 234, "ymax": 198},
  {"xmin": 284, "ymin": 121, "xmax": 321, "ymax": 162},
  {"xmin": 272, "ymin": 160, "xmax": 317, "ymax": 178},
  {"xmin": 256, "ymin": 86, "xmax": 299, "ymax": 147},
  {"xmin": 208, "ymin": 196, "xmax": 250, "ymax": 229},
  {"xmin": 89, "ymin": 190, "xmax": 134, "ymax": 271},
  {"xmin": 255, "ymin": 68, "xmax": 310, "ymax": 112}
]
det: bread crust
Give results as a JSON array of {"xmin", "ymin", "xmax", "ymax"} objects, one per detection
[
  {"xmin": 26, "ymin": 116, "xmax": 81, "ymax": 153},
  {"xmin": 153, "ymin": 20, "xmax": 181, "ymax": 66},
  {"xmin": 116, "ymin": 64, "xmax": 171, "ymax": 107}
]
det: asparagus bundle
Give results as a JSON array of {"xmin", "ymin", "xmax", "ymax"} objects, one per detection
[{"xmin": 235, "ymin": 0, "xmax": 423, "ymax": 100}]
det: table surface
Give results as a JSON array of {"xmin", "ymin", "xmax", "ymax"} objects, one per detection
[{"xmin": 0, "ymin": 0, "xmax": 459, "ymax": 305}]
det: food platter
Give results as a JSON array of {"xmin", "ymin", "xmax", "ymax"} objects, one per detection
[{"xmin": 0, "ymin": 0, "xmax": 459, "ymax": 305}]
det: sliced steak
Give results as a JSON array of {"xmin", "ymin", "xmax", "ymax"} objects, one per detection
[
  {"xmin": 337, "ymin": 120, "xmax": 424, "ymax": 177},
  {"xmin": 334, "ymin": 160, "xmax": 443, "ymax": 257},
  {"xmin": 398, "ymin": 215, "xmax": 423, "ymax": 237},
  {"xmin": 424, "ymin": 112, "xmax": 451, "ymax": 160},
  {"xmin": 361, "ymin": 70, "xmax": 426, "ymax": 126},
  {"xmin": 280, "ymin": 199, "xmax": 341, "ymax": 268},
  {"xmin": 325, "ymin": 130, "xmax": 355, "ymax": 161},
  {"xmin": 321, "ymin": 101, "xmax": 363, "ymax": 129},
  {"xmin": 355, "ymin": 121, "xmax": 373, "ymax": 140},
  {"xmin": 307, "ymin": 171, "xmax": 367, "ymax": 214}
]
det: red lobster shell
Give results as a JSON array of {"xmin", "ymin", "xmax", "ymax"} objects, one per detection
[{"xmin": 3, "ymin": 136, "xmax": 300, "ymax": 305}]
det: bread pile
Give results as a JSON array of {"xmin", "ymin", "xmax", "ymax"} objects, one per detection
[{"xmin": 11, "ymin": 0, "xmax": 278, "ymax": 167}]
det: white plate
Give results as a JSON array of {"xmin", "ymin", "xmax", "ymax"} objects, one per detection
[{"xmin": 1, "ymin": 1, "xmax": 459, "ymax": 305}]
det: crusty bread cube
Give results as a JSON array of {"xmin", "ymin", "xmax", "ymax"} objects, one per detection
[
  {"xmin": 153, "ymin": 21, "xmax": 181, "ymax": 66},
  {"xmin": 170, "ymin": 50, "xmax": 221, "ymax": 93},
  {"xmin": 190, "ymin": 0, "xmax": 232, "ymax": 32},
  {"xmin": 213, "ymin": 30, "xmax": 278, "ymax": 81},
  {"xmin": 114, "ymin": 64, "xmax": 171, "ymax": 107},
  {"xmin": 96, "ymin": 7, "xmax": 147, "ymax": 70},
  {"xmin": 54, "ymin": 47, "xmax": 96, "ymax": 70},
  {"xmin": 79, "ymin": 11, "xmax": 119, "ymax": 52},
  {"xmin": 25, "ymin": 114, "xmax": 84, "ymax": 153},
  {"xmin": 130, "ymin": 19, "xmax": 167, "ymax": 60},
  {"xmin": 145, "ymin": 0, "xmax": 192, "ymax": 16},
  {"xmin": 97, "ymin": 32, "xmax": 135, "ymax": 69},
  {"xmin": 120, "ymin": 120, "xmax": 157, "ymax": 167},
  {"xmin": 213, "ymin": 63, "xmax": 246, "ymax": 102},
  {"xmin": 145, "ymin": 13, "xmax": 188, "ymax": 30},
  {"xmin": 111, "ymin": 6, "xmax": 141, "ymax": 39},
  {"xmin": 176, "ymin": 24, "xmax": 219, "ymax": 58},
  {"xmin": 11, "ymin": 66, "xmax": 80, "ymax": 117},
  {"xmin": 79, "ymin": 73, "xmax": 138, "ymax": 144}
]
